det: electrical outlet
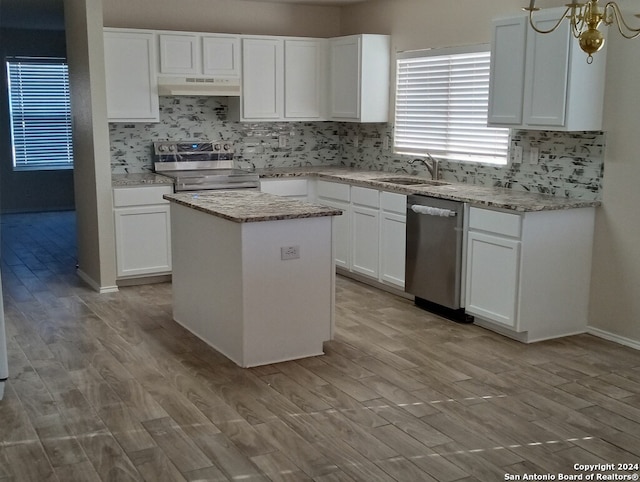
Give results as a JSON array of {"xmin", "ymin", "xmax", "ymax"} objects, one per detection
[
  {"xmin": 529, "ymin": 146, "xmax": 540, "ymax": 165},
  {"xmin": 513, "ymin": 145, "xmax": 523, "ymax": 164},
  {"xmin": 383, "ymin": 136, "xmax": 389, "ymax": 150},
  {"xmin": 353, "ymin": 136, "xmax": 359, "ymax": 148},
  {"xmin": 278, "ymin": 135, "xmax": 287, "ymax": 148},
  {"xmin": 280, "ymin": 246, "xmax": 300, "ymax": 260}
]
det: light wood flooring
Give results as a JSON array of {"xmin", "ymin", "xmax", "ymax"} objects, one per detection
[{"xmin": 2, "ymin": 211, "xmax": 640, "ymax": 481}]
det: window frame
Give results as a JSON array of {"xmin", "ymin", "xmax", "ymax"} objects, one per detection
[
  {"xmin": 6, "ymin": 56, "xmax": 74, "ymax": 172},
  {"xmin": 393, "ymin": 44, "xmax": 510, "ymax": 166}
]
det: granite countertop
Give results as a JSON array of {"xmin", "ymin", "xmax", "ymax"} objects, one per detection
[
  {"xmin": 113, "ymin": 167, "xmax": 601, "ymax": 213},
  {"xmin": 112, "ymin": 172, "xmax": 174, "ymax": 187},
  {"xmin": 164, "ymin": 190, "xmax": 343, "ymax": 223},
  {"xmin": 256, "ymin": 167, "xmax": 601, "ymax": 212}
]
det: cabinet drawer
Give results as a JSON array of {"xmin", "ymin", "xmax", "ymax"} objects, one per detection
[
  {"xmin": 317, "ymin": 180, "xmax": 350, "ymax": 202},
  {"xmin": 113, "ymin": 186, "xmax": 173, "ymax": 207},
  {"xmin": 380, "ymin": 191, "xmax": 406, "ymax": 214},
  {"xmin": 469, "ymin": 207, "xmax": 522, "ymax": 238},
  {"xmin": 351, "ymin": 186, "xmax": 379, "ymax": 208}
]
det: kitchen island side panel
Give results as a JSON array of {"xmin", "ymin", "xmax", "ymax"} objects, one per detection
[
  {"xmin": 170, "ymin": 203, "xmax": 245, "ymax": 365},
  {"xmin": 241, "ymin": 217, "xmax": 333, "ymax": 367}
]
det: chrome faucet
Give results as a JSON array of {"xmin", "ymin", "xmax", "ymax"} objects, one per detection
[{"xmin": 409, "ymin": 153, "xmax": 440, "ymax": 181}]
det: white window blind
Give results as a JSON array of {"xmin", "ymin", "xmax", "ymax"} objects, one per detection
[
  {"xmin": 394, "ymin": 46, "xmax": 509, "ymax": 165},
  {"xmin": 6, "ymin": 57, "xmax": 74, "ymax": 171}
]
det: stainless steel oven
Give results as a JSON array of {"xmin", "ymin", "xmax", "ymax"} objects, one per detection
[{"xmin": 153, "ymin": 141, "xmax": 259, "ymax": 191}]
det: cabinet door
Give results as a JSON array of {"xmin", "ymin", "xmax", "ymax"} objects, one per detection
[
  {"xmin": 114, "ymin": 205, "xmax": 172, "ymax": 278},
  {"xmin": 380, "ymin": 191, "xmax": 406, "ymax": 288},
  {"xmin": 104, "ymin": 30, "xmax": 159, "ymax": 122},
  {"xmin": 351, "ymin": 204, "xmax": 379, "ymax": 278},
  {"xmin": 202, "ymin": 35, "xmax": 240, "ymax": 77},
  {"xmin": 465, "ymin": 231, "xmax": 520, "ymax": 329},
  {"xmin": 284, "ymin": 39, "xmax": 325, "ymax": 119},
  {"xmin": 380, "ymin": 210, "xmax": 406, "ymax": 288},
  {"xmin": 242, "ymin": 38, "xmax": 283, "ymax": 120},
  {"xmin": 523, "ymin": 10, "xmax": 570, "ymax": 127},
  {"xmin": 329, "ymin": 36, "xmax": 360, "ymax": 120},
  {"xmin": 317, "ymin": 197, "xmax": 350, "ymax": 269},
  {"xmin": 159, "ymin": 33, "xmax": 200, "ymax": 75},
  {"xmin": 488, "ymin": 16, "xmax": 527, "ymax": 126}
]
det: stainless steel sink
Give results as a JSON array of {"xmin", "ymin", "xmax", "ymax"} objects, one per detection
[{"xmin": 375, "ymin": 176, "xmax": 450, "ymax": 186}]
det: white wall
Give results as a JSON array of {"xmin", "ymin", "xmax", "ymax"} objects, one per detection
[
  {"xmin": 341, "ymin": 0, "xmax": 640, "ymax": 347},
  {"xmin": 589, "ymin": 8, "xmax": 640, "ymax": 346},
  {"xmin": 102, "ymin": 0, "xmax": 342, "ymax": 37},
  {"xmin": 64, "ymin": 0, "xmax": 118, "ymax": 292},
  {"xmin": 340, "ymin": 0, "xmax": 566, "ymax": 51}
]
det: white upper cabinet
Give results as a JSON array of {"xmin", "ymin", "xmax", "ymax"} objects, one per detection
[
  {"xmin": 488, "ymin": 16, "xmax": 527, "ymax": 126},
  {"xmin": 103, "ymin": 28, "xmax": 159, "ymax": 122},
  {"xmin": 488, "ymin": 8, "xmax": 607, "ymax": 131},
  {"xmin": 241, "ymin": 37, "xmax": 284, "ymax": 120},
  {"xmin": 159, "ymin": 33, "xmax": 200, "ymax": 75},
  {"xmin": 202, "ymin": 35, "xmax": 241, "ymax": 77},
  {"xmin": 241, "ymin": 36, "xmax": 326, "ymax": 121},
  {"xmin": 329, "ymin": 34, "xmax": 390, "ymax": 122},
  {"xmin": 284, "ymin": 39, "xmax": 326, "ymax": 120},
  {"xmin": 158, "ymin": 31, "xmax": 240, "ymax": 78}
]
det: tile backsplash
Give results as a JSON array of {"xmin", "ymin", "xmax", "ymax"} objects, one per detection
[
  {"xmin": 109, "ymin": 97, "xmax": 342, "ymax": 173},
  {"xmin": 109, "ymin": 96, "xmax": 605, "ymax": 200}
]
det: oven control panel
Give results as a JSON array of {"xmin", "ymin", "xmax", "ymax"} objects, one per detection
[{"xmin": 153, "ymin": 141, "xmax": 234, "ymax": 161}]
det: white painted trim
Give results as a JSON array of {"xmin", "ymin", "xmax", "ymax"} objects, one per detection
[
  {"xmin": 588, "ymin": 326, "xmax": 640, "ymax": 351},
  {"xmin": 1, "ymin": 270, "xmax": 9, "ymax": 400},
  {"xmin": 76, "ymin": 269, "xmax": 119, "ymax": 294}
]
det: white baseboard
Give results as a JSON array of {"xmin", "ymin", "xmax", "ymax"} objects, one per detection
[
  {"xmin": 588, "ymin": 326, "xmax": 640, "ymax": 351},
  {"xmin": 76, "ymin": 269, "xmax": 119, "ymax": 294}
]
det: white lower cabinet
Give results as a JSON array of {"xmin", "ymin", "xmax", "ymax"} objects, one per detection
[
  {"xmin": 379, "ymin": 192, "xmax": 407, "ymax": 289},
  {"xmin": 465, "ymin": 205, "xmax": 595, "ymax": 342},
  {"xmin": 315, "ymin": 181, "xmax": 406, "ymax": 290},
  {"xmin": 113, "ymin": 185, "xmax": 173, "ymax": 279},
  {"xmin": 317, "ymin": 181, "xmax": 351, "ymax": 270},
  {"xmin": 465, "ymin": 230, "xmax": 521, "ymax": 328},
  {"xmin": 351, "ymin": 187, "xmax": 380, "ymax": 278}
]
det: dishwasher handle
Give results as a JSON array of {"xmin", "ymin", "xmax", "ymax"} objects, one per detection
[{"xmin": 410, "ymin": 204, "xmax": 457, "ymax": 217}]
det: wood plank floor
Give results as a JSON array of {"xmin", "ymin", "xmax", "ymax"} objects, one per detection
[{"xmin": 2, "ymin": 211, "xmax": 640, "ymax": 481}]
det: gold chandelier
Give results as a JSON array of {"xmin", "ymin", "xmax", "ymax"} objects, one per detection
[{"xmin": 524, "ymin": 1, "xmax": 640, "ymax": 63}]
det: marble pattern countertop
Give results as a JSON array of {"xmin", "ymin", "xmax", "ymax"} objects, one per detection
[
  {"xmin": 164, "ymin": 190, "xmax": 343, "ymax": 223},
  {"xmin": 112, "ymin": 167, "xmax": 601, "ymax": 213},
  {"xmin": 256, "ymin": 167, "xmax": 601, "ymax": 212},
  {"xmin": 112, "ymin": 173, "xmax": 174, "ymax": 187}
]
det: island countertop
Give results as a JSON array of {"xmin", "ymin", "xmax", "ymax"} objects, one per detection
[{"xmin": 164, "ymin": 190, "xmax": 343, "ymax": 223}]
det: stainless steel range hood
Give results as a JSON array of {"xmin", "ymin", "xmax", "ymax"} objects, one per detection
[{"xmin": 157, "ymin": 76, "xmax": 241, "ymax": 96}]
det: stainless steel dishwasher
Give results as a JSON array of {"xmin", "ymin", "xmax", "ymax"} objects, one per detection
[{"xmin": 405, "ymin": 195, "xmax": 471, "ymax": 322}]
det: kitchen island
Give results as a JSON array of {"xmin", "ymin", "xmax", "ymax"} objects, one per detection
[{"xmin": 164, "ymin": 190, "xmax": 342, "ymax": 367}]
